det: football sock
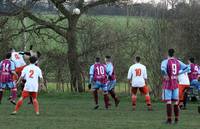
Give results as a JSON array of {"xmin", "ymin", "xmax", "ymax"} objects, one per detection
[
  {"xmin": 174, "ymin": 104, "xmax": 179, "ymax": 122},
  {"xmin": 183, "ymin": 92, "xmax": 188, "ymax": 108},
  {"xmin": 110, "ymin": 90, "xmax": 118, "ymax": 102},
  {"xmin": 145, "ymin": 95, "xmax": 151, "ymax": 106},
  {"xmin": 132, "ymin": 95, "xmax": 137, "ymax": 107},
  {"xmin": 15, "ymin": 99, "xmax": 23, "ymax": 112},
  {"xmin": 0, "ymin": 91, "xmax": 3, "ymax": 102},
  {"xmin": 104, "ymin": 94, "xmax": 109, "ymax": 109},
  {"xmin": 11, "ymin": 89, "xmax": 17, "ymax": 101},
  {"xmin": 107, "ymin": 96, "xmax": 111, "ymax": 106},
  {"xmin": 33, "ymin": 99, "xmax": 39, "ymax": 113},
  {"xmin": 166, "ymin": 104, "xmax": 172, "ymax": 122},
  {"xmin": 93, "ymin": 90, "xmax": 98, "ymax": 105}
]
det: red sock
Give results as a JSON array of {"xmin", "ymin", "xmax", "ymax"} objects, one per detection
[
  {"xmin": 174, "ymin": 105, "xmax": 179, "ymax": 121},
  {"xmin": 166, "ymin": 104, "xmax": 172, "ymax": 122},
  {"xmin": 93, "ymin": 90, "xmax": 98, "ymax": 105},
  {"xmin": 104, "ymin": 94, "xmax": 109, "ymax": 109},
  {"xmin": 131, "ymin": 95, "xmax": 137, "ymax": 106},
  {"xmin": 33, "ymin": 99, "xmax": 39, "ymax": 113},
  {"xmin": 11, "ymin": 88, "xmax": 17, "ymax": 101},
  {"xmin": 0, "ymin": 91, "xmax": 3, "ymax": 102},
  {"xmin": 15, "ymin": 99, "xmax": 23, "ymax": 112},
  {"xmin": 107, "ymin": 96, "xmax": 111, "ymax": 105},
  {"xmin": 145, "ymin": 95, "xmax": 151, "ymax": 106}
]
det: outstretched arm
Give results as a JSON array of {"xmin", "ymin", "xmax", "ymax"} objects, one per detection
[
  {"xmin": 161, "ymin": 60, "xmax": 167, "ymax": 76},
  {"xmin": 179, "ymin": 61, "xmax": 190, "ymax": 75},
  {"xmin": 16, "ymin": 76, "xmax": 23, "ymax": 87}
]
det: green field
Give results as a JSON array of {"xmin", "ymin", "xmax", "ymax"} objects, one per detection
[{"xmin": 0, "ymin": 92, "xmax": 199, "ymax": 129}]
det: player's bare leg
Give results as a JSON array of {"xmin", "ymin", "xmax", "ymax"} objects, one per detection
[{"xmin": 93, "ymin": 89, "xmax": 99, "ymax": 109}]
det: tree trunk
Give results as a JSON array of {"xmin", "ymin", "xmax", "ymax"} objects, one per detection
[{"xmin": 67, "ymin": 17, "xmax": 83, "ymax": 92}]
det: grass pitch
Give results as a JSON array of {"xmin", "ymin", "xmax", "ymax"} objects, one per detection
[{"xmin": 0, "ymin": 92, "xmax": 199, "ymax": 129}]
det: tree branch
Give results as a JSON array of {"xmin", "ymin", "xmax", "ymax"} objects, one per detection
[
  {"xmin": 24, "ymin": 11, "xmax": 67, "ymax": 38},
  {"xmin": 81, "ymin": 0, "xmax": 119, "ymax": 12},
  {"xmin": 50, "ymin": 0, "xmax": 72, "ymax": 18}
]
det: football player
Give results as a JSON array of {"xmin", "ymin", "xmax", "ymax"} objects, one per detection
[{"xmin": 127, "ymin": 56, "xmax": 152, "ymax": 111}]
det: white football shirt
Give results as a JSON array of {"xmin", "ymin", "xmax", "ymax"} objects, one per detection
[
  {"xmin": 178, "ymin": 71, "xmax": 190, "ymax": 85},
  {"xmin": 11, "ymin": 52, "xmax": 26, "ymax": 68},
  {"xmin": 21, "ymin": 64, "xmax": 43, "ymax": 92},
  {"xmin": 127, "ymin": 63, "xmax": 147, "ymax": 87}
]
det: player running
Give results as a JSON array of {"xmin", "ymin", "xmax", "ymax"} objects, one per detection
[
  {"xmin": 88, "ymin": 57, "xmax": 109, "ymax": 109},
  {"xmin": 0, "ymin": 53, "xmax": 18, "ymax": 104},
  {"xmin": 11, "ymin": 56, "xmax": 44, "ymax": 115},
  {"xmin": 161, "ymin": 49, "xmax": 189, "ymax": 124},
  {"xmin": 105, "ymin": 56, "xmax": 120, "ymax": 107},
  {"xmin": 127, "ymin": 56, "xmax": 152, "ymax": 111}
]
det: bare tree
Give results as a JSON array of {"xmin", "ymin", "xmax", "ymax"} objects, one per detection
[
  {"xmin": 1, "ymin": 0, "xmax": 134, "ymax": 92},
  {"xmin": 167, "ymin": 0, "xmax": 179, "ymax": 9}
]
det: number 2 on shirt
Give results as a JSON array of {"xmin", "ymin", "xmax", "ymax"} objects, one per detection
[
  {"xmin": 135, "ymin": 69, "xmax": 141, "ymax": 76},
  {"xmin": 29, "ymin": 70, "xmax": 34, "ymax": 78}
]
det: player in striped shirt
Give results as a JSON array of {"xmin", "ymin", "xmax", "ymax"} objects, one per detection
[
  {"xmin": 88, "ymin": 57, "xmax": 109, "ymax": 109},
  {"xmin": 188, "ymin": 57, "xmax": 200, "ymax": 90},
  {"xmin": 0, "ymin": 52, "xmax": 18, "ymax": 104},
  {"xmin": 105, "ymin": 56, "xmax": 120, "ymax": 107},
  {"xmin": 161, "ymin": 49, "xmax": 189, "ymax": 124}
]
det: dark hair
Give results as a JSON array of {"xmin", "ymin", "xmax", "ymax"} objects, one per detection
[
  {"xmin": 105, "ymin": 56, "xmax": 111, "ymax": 59},
  {"xmin": 189, "ymin": 57, "xmax": 195, "ymax": 63},
  {"xmin": 6, "ymin": 52, "xmax": 11, "ymax": 59},
  {"xmin": 168, "ymin": 48, "xmax": 175, "ymax": 57},
  {"xmin": 29, "ymin": 56, "xmax": 38, "ymax": 64},
  {"xmin": 135, "ymin": 56, "xmax": 140, "ymax": 62},
  {"xmin": 95, "ymin": 57, "xmax": 100, "ymax": 62},
  {"xmin": 9, "ymin": 48, "xmax": 14, "ymax": 52}
]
